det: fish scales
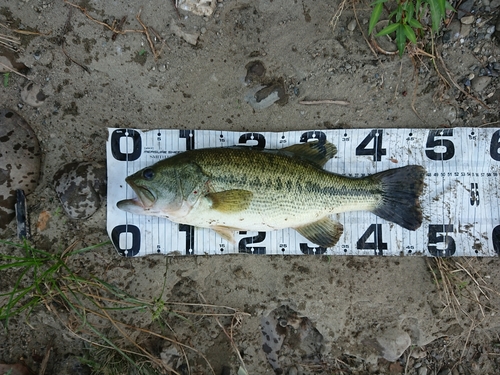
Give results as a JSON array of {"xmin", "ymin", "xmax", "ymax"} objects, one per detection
[
  {"xmin": 189, "ymin": 147, "xmax": 381, "ymax": 217},
  {"xmin": 117, "ymin": 140, "xmax": 425, "ymax": 247}
]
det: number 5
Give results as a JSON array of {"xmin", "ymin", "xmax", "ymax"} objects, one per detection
[{"xmin": 428, "ymin": 224, "xmax": 456, "ymax": 256}]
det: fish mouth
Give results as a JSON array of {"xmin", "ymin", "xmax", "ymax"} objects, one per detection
[{"xmin": 127, "ymin": 180, "xmax": 157, "ymax": 208}]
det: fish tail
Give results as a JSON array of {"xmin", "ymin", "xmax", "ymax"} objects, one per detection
[{"xmin": 371, "ymin": 165, "xmax": 426, "ymax": 230}]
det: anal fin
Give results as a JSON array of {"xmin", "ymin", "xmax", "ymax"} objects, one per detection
[
  {"xmin": 294, "ymin": 217, "xmax": 343, "ymax": 248},
  {"xmin": 212, "ymin": 225, "xmax": 239, "ymax": 243}
]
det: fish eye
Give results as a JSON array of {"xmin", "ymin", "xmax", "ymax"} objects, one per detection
[{"xmin": 142, "ymin": 168, "xmax": 154, "ymax": 180}]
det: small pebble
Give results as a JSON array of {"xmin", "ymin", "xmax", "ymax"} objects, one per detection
[
  {"xmin": 460, "ymin": 23, "xmax": 471, "ymax": 37},
  {"xmin": 471, "ymin": 76, "xmax": 492, "ymax": 92},
  {"xmin": 461, "ymin": 15, "xmax": 475, "ymax": 25},
  {"xmin": 418, "ymin": 366, "xmax": 428, "ymax": 375},
  {"xmin": 347, "ymin": 19, "xmax": 357, "ymax": 31}
]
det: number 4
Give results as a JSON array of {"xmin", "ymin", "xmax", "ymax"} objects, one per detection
[{"xmin": 355, "ymin": 130, "xmax": 387, "ymax": 161}]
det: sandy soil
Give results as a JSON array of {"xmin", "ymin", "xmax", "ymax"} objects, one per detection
[{"xmin": 1, "ymin": 0, "xmax": 500, "ymax": 374}]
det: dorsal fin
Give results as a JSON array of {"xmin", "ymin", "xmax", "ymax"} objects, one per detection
[{"xmin": 279, "ymin": 140, "xmax": 337, "ymax": 167}]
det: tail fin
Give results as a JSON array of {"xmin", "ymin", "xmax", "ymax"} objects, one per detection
[{"xmin": 371, "ymin": 165, "xmax": 425, "ymax": 230}]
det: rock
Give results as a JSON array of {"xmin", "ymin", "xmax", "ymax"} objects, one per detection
[
  {"xmin": 458, "ymin": 0, "xmax": 474, "ymax": 19},
  {"xmin": 460, "ymin": 23, "xmax": 471, "ymax": 38},
  {"xmin": 372, "ymin": 20, "xmax": 398, "ymax": 53},
  {"xmin": 170, "ymin": 21, "xmax": 200, "ymax": 46},
  {"xmin": 20, "ymin": 82, "xmax": 47, "ymax": 107},
  {"xmin": 486, "ymin": 89, "xmax": 499, "ymax": 104},
  {"xmin": 376, "ymin": 328, "xmax": 411, "ymax": 362},
  {"xmin": 443, "ymin": 20, "xmax": 461, "ymax": 42},
  {"xmin": 471, "ymin": 76, "xmax": 492, "ymax": 92},
  {"xmin": 177, "ymin": 0, "xmax": 216, "ymax": 17},
  {"xmin": 347, "ymin": 19, "xmax": 357, "ymax": 31},
  {"xmin": 0, "ymin": 109, "xmax": 41, "ymax": 230},
  {"xmin": 418, "ymin": 366, "xmax": 428, "ymax": 375},
  {"xmin": 494, "ymin": 13, "xmax": 500, "ymax": 43},
  {"xmin": 53, "ymin": 161, "xmax": 107, "ymax": 219},
  {"xmin": 461, "ymin": 15, "xmax": 475, "ymax": 25},
  {"xmin": 245, "ymin": 80, "xmax": 288, "ymax": 110}
]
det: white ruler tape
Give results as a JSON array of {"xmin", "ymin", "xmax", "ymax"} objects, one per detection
[{"xmin": 106, "ymin": 128, "xmax": 500, "ymax": 257}]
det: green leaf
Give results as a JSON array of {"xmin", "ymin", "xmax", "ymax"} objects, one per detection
[
  {"xmin": 406, "ymin": 2, "xmax": 415, "ymax": 21},
  {"xmin": 408, "ymin": 18, "xmax": 423, "ymax": 29},
  {"xmin": 403, "ymin": 24, "xmax": 417, "ymax": 43},
  {"xmin": 376, "ymin": 22, "xmax": 400, "ymax": 37},
  {"xmin": 437, "ymin": 0, "xmax": 446, "ymax": 16},
  {"xmin": 395, "ymin": 6, "xmax": 403, "ymax": 22},
  {"xmin": 369, "ymin": 2, "xmax": 384, "ymax": 35},
  {"xmin": 3, "ymin": 73, "xmax": 9, "ymax": 87},
  {"xmin": 415, "ymin": 0, "xmax": 422, "ymax": 17},
  {"xmin": 427, "ymin": 0, "xmax": 441, "ymax": 32},
  {"xmin": 396, "ymin": 24, "xmax": 407, "ymax": 56},
  {"xmin": 370, "ymin": 0, "xmax": 389, "ymax": 5}
]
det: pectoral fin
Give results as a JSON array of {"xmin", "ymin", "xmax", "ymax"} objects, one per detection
[
  {"xmin": 294, "ymin": 217, "xmax": 343, "ymax": 248},
  {"xmin": 207, "ymin": 190, "xmax": 253, "ymax": 213}
]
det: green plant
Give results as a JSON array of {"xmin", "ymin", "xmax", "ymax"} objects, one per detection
[
  {"xmin": 369, "ymin": 0, "xmax": 454, "ymax": 56},
  {"xmin": 0, "ymin": 239, "xmax": 248, "ymax": 374},
  {"xmin": 3, "ymin": 72, "xmax": 9, "ymax": 87}
]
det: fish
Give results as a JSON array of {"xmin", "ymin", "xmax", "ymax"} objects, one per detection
[{"xmin": 117, "ymin": 140, "xmax": 425, "ymax": 248}]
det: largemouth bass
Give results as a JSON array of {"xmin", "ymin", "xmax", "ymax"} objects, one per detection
[{"xmin": 117, "ymin": 140, "xmax": 425, "ymax": 248}]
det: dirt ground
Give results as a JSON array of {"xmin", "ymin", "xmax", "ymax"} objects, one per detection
[{"xmin": 1, "ymin": 0, "xmax": 500, "ymax": 374}]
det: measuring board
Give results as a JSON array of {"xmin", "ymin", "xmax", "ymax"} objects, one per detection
[{"xmin": 106, "ymin": 128, "xmax": 500, "ymax": 257}]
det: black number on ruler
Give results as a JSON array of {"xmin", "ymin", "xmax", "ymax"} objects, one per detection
[
  {"xmin": 425, "ymin": 129, "xmax": 455, "ymax": 160},
  {"xmin": 111, "ymin": 225, "xmax": 141, "ymax": 257},
  {"xmin": 110, "ymin": 129, "xmax": 142, "ymax": 161},
  {"xmin": 179, "ymin": 130, "xmax": 195, "ymax": 150},
  {"xmin": 299, "ymin": 243, "xmax": 327, "ymax": 255},
  {"xmin": 356, "ymin": 224, "xmax": 388, "ymax": 255},
  {"xmin": 492, "ymin": 225, "xmax": 500, "ymax": 255},
  {"xmin": 355, "ymin": 130, "xmax": 387, "ymax": 161},
  {"xmin": 299, "ymin": 131, "xmax": 327, "ymax": 143},
  {"xmin": 179, "ymin": 224, "xmax": 195, "ymax": 255},
  {"xmin": 428, "ymin": 224, "xmax": 456, "ymax": 256},
  {"xmin": 238, "ymin": 133, "xmax": 266, "ymax": 148},
  {"xmin": 470, "ymin": 183, "xmax": 479, "ymax": 206},
  {"xmin": 490, "ymin": 130, "xmax": 500, "ymax": 161},
  {"xmin": 238, "ymin": 231, "xmax": 266, "ymax": 254}
]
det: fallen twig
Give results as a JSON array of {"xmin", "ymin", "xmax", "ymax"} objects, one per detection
[
  {"xmin": 64, "ymin": 0, "xmax": 165, "ymax": 60},
  {"xmin": 136, "ymin": 9, "xmax": 162, "ymax": 60},
  {"xmin": 0, "ymin": 62, "xmax": 30, "ymax": 79},
  {"xmin": 299, "ymin": 100, "xmax": 350, "ymax": 106}
]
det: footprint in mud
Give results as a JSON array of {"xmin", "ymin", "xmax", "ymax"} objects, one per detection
[
  {"xmin": 53, "ymin": 161, "xmax": 107, "ymax": 219},
  {"xmin": 261, "ymin": 305, "xmax": 324, "ymax": 374}
]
